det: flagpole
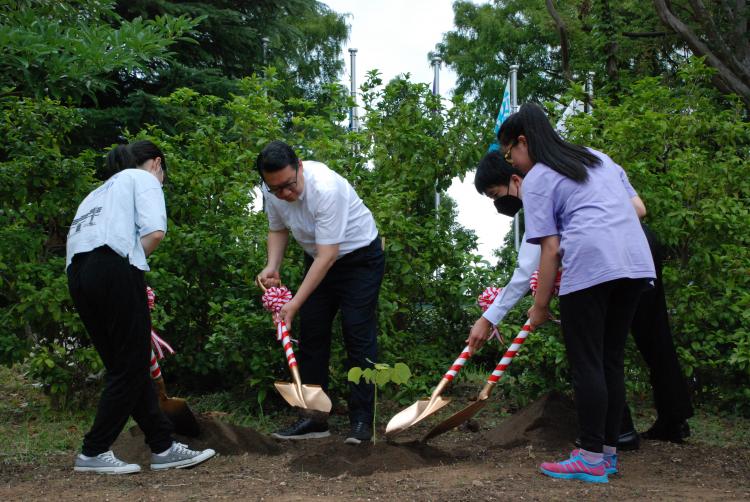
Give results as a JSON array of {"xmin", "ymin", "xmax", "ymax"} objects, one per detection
[
  {"xmin": 510, "ymin": 64, "xmax": 520, "ymax": 251},
  {"xmin": 348, "ymin": 49, "xmax": 359, "ymax": 131},
  {"xmin": 586, "ymin": 71, "xmax": 595, "ymax": 114},
  {"xmin": 432, "ymin": 56, "xmax": 441, "ymax": 218}
]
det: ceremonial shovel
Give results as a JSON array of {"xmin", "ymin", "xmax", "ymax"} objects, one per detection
[
  {"xmin": 256, "ymin": 277, "xmax": 332, "ymax": 414},
  {"xmin": 153, "ymin": 370, "xmax": 201, "ymax": 437},
  {"xmin": 422, "ymin": 320, "xmax": 532, "ymax": 442},
  {"xmin": 385, "ymin": 346, "xmax": 472, "ymax": 436}
]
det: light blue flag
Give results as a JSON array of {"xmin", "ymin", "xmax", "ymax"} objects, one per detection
[{"xmin": 488, "ymin": 79, "xmax": 512, "ymax": 152}]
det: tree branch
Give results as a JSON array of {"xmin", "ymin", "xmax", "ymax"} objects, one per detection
[
  {"xmin": 545, "ymin": 0, "xmax": 571, "ymax": 80},
  {"xmin": 621, "ymin": 31, "xmax": 670, "ymax": 38},
  {"xmin": 653, "ymin": 0, "xmax": 750, "ymax": 107}
]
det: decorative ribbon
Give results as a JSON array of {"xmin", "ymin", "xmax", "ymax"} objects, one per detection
[
  {"xmin": 261, "ymin": 285, "xmax": 299, "ymax": 342},
  {"xmin": 261, "ymin": 286, "xmax": 293, "ymax": 314},
  {"xmin": 151, "ymin": 331, "xmax": 175, "ymax": 360},
  {"xmin": 477, "ymin": 287, "xmax": 504, "ymax": 343},
  {"xmin": 145, "ymin": 286, "xmax": 175, "ymax": 364},
  {"xmin": 529, "ymin": 269, "xmax": 562, "ymax": 297}
]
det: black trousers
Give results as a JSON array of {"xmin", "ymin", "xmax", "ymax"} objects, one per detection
[
  {"xmin": 559, "ymin": 278, "xmax": 649, "ymax": 453},
  {"xmin": 622, "ymin": 225, "xmax": 693, "ymax": 428},
  {"xmin": 298, "ymin": 237, "xmax": 385, "ymax": 424},
  {"xmin": 67, "ymin": 246, "xmax": 173, "ymax": 456}
]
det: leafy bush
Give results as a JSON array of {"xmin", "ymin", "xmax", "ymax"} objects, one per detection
[{"xmin": 566, "ymin": 58, "xmax": 750, "ymax": 412}]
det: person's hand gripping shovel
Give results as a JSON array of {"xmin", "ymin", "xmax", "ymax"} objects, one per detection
[
  {"xmin": 421, "ymin": 320, "xmax": 532, "ymax": 442},
  {"xmin": 385, "ymin": 346, "xmax": 472, "ymax": 437},
  {"xmin": 256, "ymin": 276, "xmax": 332, "ymax": 414}
]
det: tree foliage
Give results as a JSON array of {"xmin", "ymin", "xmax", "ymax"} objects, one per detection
[{"xmin": 565, "ymin": 59, "xmax": 750, "ymax": 410}]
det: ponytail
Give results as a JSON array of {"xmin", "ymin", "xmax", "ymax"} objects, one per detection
[
  {"xmin": 498, "ymin": 103, "xmax": 600, "ymax": 182},
  {"xmin": 104, "ymin": 140, "xmax": 166, "ymax": 179},
  {"xmin": 105, "ymin": 144, "xmax": 135, "ymax": 178}
]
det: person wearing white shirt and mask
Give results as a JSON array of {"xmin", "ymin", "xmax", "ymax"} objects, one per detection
[
  {"xmin": 256, "ymin": 141, "xmax": 384, "ymax": 445},
  {"xmin": 67, "ymin": 141, "xmax": 214, "ymax": 474}
]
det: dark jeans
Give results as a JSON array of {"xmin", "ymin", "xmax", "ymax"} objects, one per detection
[
  {"xmin": 298, "ymin": 237, "xmax": 385, "ymax": 424},
  {"xmin": 620, "ymin": 226, "xmax": 694, "ymax": 431},
  {"xmin": 68, "ymin": 246, "xmax": 173, "ymax": 456},
  {"xmin": 559, "ymin": 278, "xmax": 649, "ymax": 453}
]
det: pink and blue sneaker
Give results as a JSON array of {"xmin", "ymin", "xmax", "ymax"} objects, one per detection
[
  {"xmin": 540, "ymin": 451, "xmax": 608, "ymax": 483},
  {"xmin": 571, "ymin": 448, "xmax": 618, "ymax": 475}
]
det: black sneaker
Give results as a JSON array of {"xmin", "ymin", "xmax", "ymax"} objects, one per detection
[
  {"xmin": 271, "ymin": 417, "xmax": 330, "ymax": 440},
  {"xmin": 344, "ymin": 421, "xmax": 372, "ymax": 445},
  {"xmin": 641, "ymin": 419, "xmax": 690, "ymax": 443}
]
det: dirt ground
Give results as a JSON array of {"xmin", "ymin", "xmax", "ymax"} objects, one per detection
[{"xmin": 2, "ymin": 393, "xmax": 749, "ymax": 501}]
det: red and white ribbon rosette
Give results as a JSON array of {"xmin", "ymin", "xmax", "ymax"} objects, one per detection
[
  {"xmin": 260, "ymin": 284, "xmax": 299, "ymax": 369},
  {"xmin": 477, "ymin": 287, "xmax": 504, "ymax": 343},
  {"xmin": 529, "ymin": 269, "xmax": 562, "ymax": 297}
]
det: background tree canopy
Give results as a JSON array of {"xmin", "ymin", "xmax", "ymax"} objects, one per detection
[{"xmin": 0, "ymin": 0, "xmax": 747, "ymax": 414}]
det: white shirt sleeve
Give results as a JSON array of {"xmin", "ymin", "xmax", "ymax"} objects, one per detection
[
  {"xmin": 313, "ymin": 186, "xmax": 348, "ymax": 245},
  {"xmin": 134, "ymin": 180, "xmax": 167, "ymax": 237},
  {"xmin": 482, "ymin": 232, "xmax": 540, "ymax": 325},
  {"xmin": 265, "ymin": 194, "xmax": 286, "ymax": 231}
]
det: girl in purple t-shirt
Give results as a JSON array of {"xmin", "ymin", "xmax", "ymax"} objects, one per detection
[{"xmin": 497, "ymin": 103, "xmax": 655, "ymax": 483}]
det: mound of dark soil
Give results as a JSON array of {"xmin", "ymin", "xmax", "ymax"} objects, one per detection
[
  {"xmin": 481, "ymin": 391, "xmax": 578, "ymax": 449},
  {"xmin": 289, "ymin": 438, "xmax": 469, "ymax": 477},
  {"xmin": 112, "ymin": 413, "xmax": 281, "ymax": 465}
]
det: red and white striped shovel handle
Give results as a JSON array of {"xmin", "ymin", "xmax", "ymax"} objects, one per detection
[
  {"xmin": 443, "ymin": 345, "xmax": 471, "ymax": 382},
  {"xmin": 276, "ymin": 320, "xmax": 298, "ymax": 369},
  {"xmin": 488, "ymin": 320, "xmax": 532, "ymax": 384}
]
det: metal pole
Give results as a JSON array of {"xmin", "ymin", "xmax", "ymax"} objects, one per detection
[
  {"xmin": 432, "ymin": 56, "xmax": 442, "ymax": 216},
  {"xmin": 348, "ymin": 48, "xmax": 359, "ymax": 131},
  {"xmin": 431, "ymin": 56, "xmax": 441, "ymax": 96},
  {"xmin": 510, "ymin": 64, "xmax": 519, "ymax": 113},
  {"xmin": 509, "ymin": 64, "xmax": 520, "ymax": 250},
  {"xmin": 586, "ymin": 71, "xmax": 595, "ymax": 114},
  {"xmin": 261, "ymin": 37, "xmax": 269, "ymax": 65}
]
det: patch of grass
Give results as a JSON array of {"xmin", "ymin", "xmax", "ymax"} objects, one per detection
[{"xmin": 0, "ymin": 365, "xmax": 92, "ymax": 466}]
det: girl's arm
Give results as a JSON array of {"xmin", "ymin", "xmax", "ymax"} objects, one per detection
[{"xmin": 527, "ymin": 235, "xmax": 560, "ymax": 329}]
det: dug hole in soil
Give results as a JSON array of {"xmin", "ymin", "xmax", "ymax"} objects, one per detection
[{"xmin": 113, "ymin": 391, "xmax": 577, "ymax": 477}]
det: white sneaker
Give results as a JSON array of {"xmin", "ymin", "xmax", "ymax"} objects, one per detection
[
  {"xmin": 150, "ymin": 442, "xmax": 215, "ymax": 470},
  {"xmin": 73, "ymin": 451, "xmax": 141, "ymax": 474}
]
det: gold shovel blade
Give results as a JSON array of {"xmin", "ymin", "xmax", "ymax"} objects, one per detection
[
  {"xmin": 421, "ymin": 397, "xmax": 488, "ymax": 442},
  {"xmin": 385, "ymin": 396, "xmax": 451, "ymax": 436},
  {"xmin": 274, "ymin": 381, "xmax": 332, "ymax": 413}
]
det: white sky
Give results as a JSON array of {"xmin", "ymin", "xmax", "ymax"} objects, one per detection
[{"xmin": 323, "ymin": 0, "xmax": 512, "ymax": 261}]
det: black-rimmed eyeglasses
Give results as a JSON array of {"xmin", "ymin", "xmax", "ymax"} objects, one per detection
[{"xmin": 262, "ymin": 167, "xmax": 298, "ymax": 196}]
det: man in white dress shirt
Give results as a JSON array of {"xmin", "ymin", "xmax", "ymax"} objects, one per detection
[{"xmin": 256, "ymin": 141, "xmax": 384, "ymax": 444}]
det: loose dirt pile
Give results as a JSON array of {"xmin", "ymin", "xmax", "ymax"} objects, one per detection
[
  {"xmin": 111, "ymin": 413, "xmax": 280, "ymax": 465},
  {"xmin": 481, "ymin": 391, "xmax": 578, "ymax": 449},
  {"xmin": 289, "ymin": 438, "xmax": 470, "ymax": 477}
]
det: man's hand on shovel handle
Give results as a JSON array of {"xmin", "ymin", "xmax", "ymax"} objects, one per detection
[
  {"xmin": 279, "ymin": 299, "xmax": 300, "ymax": 331},
  {"xmin": 258, "ymin": 268, "xmax": 281, "ymax": 289},
  {"xmin": 466, "ymin": 316, "xmax": 493, "ymax": 356}
]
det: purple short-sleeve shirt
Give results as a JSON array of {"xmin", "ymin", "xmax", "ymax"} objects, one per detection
[{"xmin": 522, "ymin": 149, "xmax": 655, "ymax": 295}]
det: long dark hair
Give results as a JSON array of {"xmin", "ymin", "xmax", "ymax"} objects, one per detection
[
  {"xmin": 105, "ymin": 140, "xmax": 166, "ymax": 178},
  {"xmin": 474, "ymin": 151, "xmax": 523, "ymax": 194},
  {"xmin": 498, "ymin": 103, "xmax": 600, "ymax": 182}
]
